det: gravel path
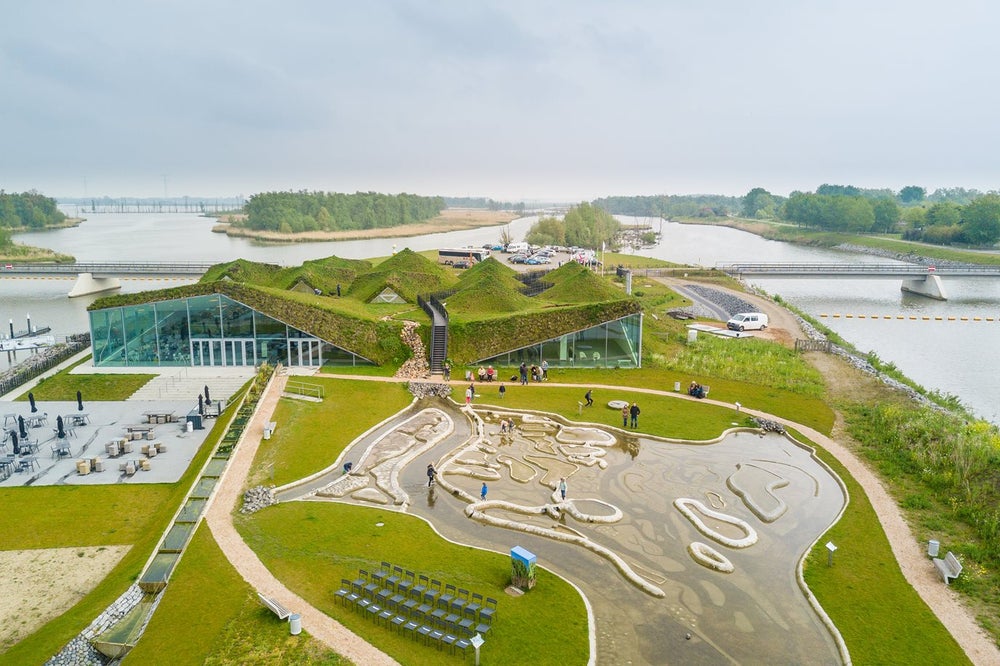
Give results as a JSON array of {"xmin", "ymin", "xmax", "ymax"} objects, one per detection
[{"xmin": 204, "ymin": 372, "xmax": 399, "ymax": 666}]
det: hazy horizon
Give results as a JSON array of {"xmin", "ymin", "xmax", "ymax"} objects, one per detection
[{"xmin": 4, "ymin": 2, "xmax": 999, "ymax": 202}]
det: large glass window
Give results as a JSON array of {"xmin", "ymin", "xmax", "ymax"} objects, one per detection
[
  {"xmin": 474, "ymin": 313, "xmax": 642, "ymax": 369},
  {"xmin": 89, "ymin": 293, "xmax": 373, "ymax": 368}
]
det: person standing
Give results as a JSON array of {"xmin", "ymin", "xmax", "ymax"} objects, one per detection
[
  {"xmin": 621, "ymin": 404, "xmax": 629, "ymax": 428},
  {"xmin": 427, "ymin": 463, "xmax": 437, "ymax": 487},
  {"xmin": 541, "ymin": 359, "xmax": 549, "ymax": 380},
  {"xmin": 585, "ymin": 389, "xmax": 594, "ymax": 407},
  {"xmin": 519, "ymin": 362, "xmax": 528, "ymax": 386},
  {"xmin": 442, "ymin": 361, "xmax": 451, "ymax": 381},
  {"xmin": 481, "ymin": 482, "xmax": 488, "ymax": 500},
  {"xmin": 629, "ymin": 402, "xmax": 640, "ymax": 428},
  {"xmin": 559, "ymin": 477, "xmax": 567, "ymax": 500},
  {"xmin": 466, "ymin": 386, "xmax": 473, "ymax": 405},
  {"xmin": 499, "ymin": 382, "xmax": 506, "ymax": 399}
]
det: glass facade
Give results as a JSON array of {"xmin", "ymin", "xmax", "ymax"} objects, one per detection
[
  {"xmin": 474, "ymin": 313, "xmax": 642, "ymax": 369},
  {"xmin": 90, "ymin": 293, "xmax": 373, "ymax": 368}
]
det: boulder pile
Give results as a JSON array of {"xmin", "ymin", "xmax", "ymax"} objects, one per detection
[
  {"xmin": 408, "ymin": 381, "xmax": 452, "ymax": 399},
  {"xmin": 240, "ymin": 485, "xmax": 277, "ymax": 514},
  {"xmin": 394, "ymin": 321, "xmax": 430, "ymax": 380}
]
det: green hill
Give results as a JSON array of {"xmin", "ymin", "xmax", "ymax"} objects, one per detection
[
  {"xmin": 347, "ymin": 248, "xmax": 457, "ymax": 303},
  {"xmin": 539, "ymin": 263, "xmax": 625, "ymax": 303}
]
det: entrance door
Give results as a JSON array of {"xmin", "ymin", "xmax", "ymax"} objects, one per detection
[
  {"xmin": 191, "ymin": 339, "xmax": 224, "ymax": 366},
  {"xmin": 224, "ymin": 339, "xmax": 256, "ymax": 366},
  {"xmin": 288, "ymin": 339, "xmax": 322, "ymax": 367}
]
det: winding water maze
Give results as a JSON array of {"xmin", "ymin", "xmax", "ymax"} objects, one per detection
[{"xmin": 280, "ymin": 395, "xmax": 849, "ymax": 664}]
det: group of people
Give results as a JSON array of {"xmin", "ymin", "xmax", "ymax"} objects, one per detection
[
  {"xmin": 688, "ymin": 381, "xmax": 707, "ymax": 399},
  {"xmin": 476, "ymin": 365, "xmax": 497, "ymax": 382},
  {"xmin": 517, "ymin": 360, "xmax": 548, "ymax": 385},
  {"xmin": 621, "ymin": 402, "xmax": 641, "ymax": 428},
  {"xmin": 498, "ymin": 417, "xmax": 517, "ymax": 434}
]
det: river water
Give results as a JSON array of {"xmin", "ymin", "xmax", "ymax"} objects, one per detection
[{"xmin": 4, "ymin": 212, "xmax": 998, "ymax": 422}]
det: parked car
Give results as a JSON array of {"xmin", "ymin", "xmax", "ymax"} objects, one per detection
[
  {"xmin": 453, "ymin": 260, "xmax": 471, "ymax": 269},
  {"xmin": 726, "ymin": 312, "xmax": 768, "ymax": 331},
  {"xmin": 525, "ymin": 256, "xmax": 542, "ymax": 265},
  {"xmin": 508, "ymin": 254, "xmax": 529, "ymax": 264}
]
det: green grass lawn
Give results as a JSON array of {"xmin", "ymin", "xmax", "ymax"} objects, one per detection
[
  {"xmin": 801, "ymin": 433, "xmax": 970, "ymax": 665},
  {"xmin": 127, "ymin": 525, "xmax": 347, "ymax": 666},
  {"xmin": 237, "ymin": 503, "xmax": 589, "ymax": 666},
  {"xmin": 247, "ymin": 378, "xmax": 413, "ymax": 488},
  {"xmin": 16, "ymin": 365, "xmax": 155, "ymax": 402}
]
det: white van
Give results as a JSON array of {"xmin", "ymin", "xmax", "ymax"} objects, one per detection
[
  {"xmin": 506, "ymin": 242, "xmax": 529, "ymax": 255},
  {"xmin": 727, "ymin": 312, "xmax": 768, "ymax": 331}
]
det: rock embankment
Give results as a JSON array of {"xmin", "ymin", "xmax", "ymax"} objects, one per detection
[
  {"xmin": 240, "ymin": 485, "xmax": 277, "ymax": 514},
  {"xmin": 394, "ymin": 321, "xmax": 430, "ymax": 380},
  {"xmin": 408, "ymin": 382, "xmax": 452, "ymax": 399},
  {"xmin": 683, "ymin": 285, "xmax": 757, "ymax": 317}
]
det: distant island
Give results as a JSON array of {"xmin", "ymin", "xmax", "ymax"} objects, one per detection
[
  {"xmin": 214, "ymin": 190, "xmax": 520, "ymax": 242},
  {"xmin": 0, "ymin": 190, "xmax": 77, "ymax": 262}
]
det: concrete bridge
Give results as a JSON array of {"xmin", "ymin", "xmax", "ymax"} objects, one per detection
[
  {"xmin": 0, "ymin": 262, "xmax": 215, "ymax": 297},
  {"xmin": 718, "ymin": 263, "xmax": 1000, "ymax": 300}
]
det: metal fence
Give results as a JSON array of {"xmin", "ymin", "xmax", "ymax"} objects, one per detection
[{"xmin": 0, "ymin": 333, "xmax": 92, "ymax": 397}]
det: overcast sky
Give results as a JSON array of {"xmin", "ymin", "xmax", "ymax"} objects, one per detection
[{"xmin": 2, "ymin": 1, "xmax": 999, "ymax": 201}]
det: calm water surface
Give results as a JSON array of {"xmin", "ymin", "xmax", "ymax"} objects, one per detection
[{"xmin": 5, "ymin": 212, "xmax": 1000, "ymax": 422}]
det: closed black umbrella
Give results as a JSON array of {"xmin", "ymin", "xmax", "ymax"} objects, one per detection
[
  {"xmin": 28, "ymin": 392, "xmax": 37, "ymax": 413},
  {"xmin": 18, "ymin": 415, "xmax": 27, "ymax": 439},
  {"xmin": 77, "ymin": 390, "xmax": 84, "ymax": 411},
  {"xmin": 11, "ymin": 431, "xmax": 19, "ymax": 455},
  {"xmin": 204, "ymin": 385, "xmax": 211, "ymax": 404},
  {"xmin": 56, "ymin": 415, "xmax": 65, "ymax": 439},
  {"xmin": 198, "ymin": 394, "xmax": 204, "ymax": 416}
]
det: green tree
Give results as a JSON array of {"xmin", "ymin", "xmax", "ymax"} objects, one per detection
[
  {"xmin": 871, "ymin": 198, "xmax": 900, "ymax": 233},
  {"xmin": 525, "ymin": 216, "xmax": 566, "ymax": 246},
  {"xmin": 960, "ymin": 195, "xmax": 1000, "ymax": 245},
  {"xmin": 898, "ymin": 185, "xmax": 926, "ymax": 204},
  {"xmin": 741, "ymin": 188, "xmax": 777, "ymax": 218},
  {"xmin": 925, "ymin": 202, "xmax": 961, "ymax": 227}
]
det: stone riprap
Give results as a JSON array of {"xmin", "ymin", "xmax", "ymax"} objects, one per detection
[{"xmin": 240, "ymin": 485, "xmax": 277, "ymax": 514}]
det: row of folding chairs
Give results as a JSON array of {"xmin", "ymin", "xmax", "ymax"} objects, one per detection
[
  {"xmin": 335, "ymin": 579, "xmax": 485, "ymax": 658},
  {"xmin": 350, "ymin": 562, "xmax": 497, "ymax": 625}
]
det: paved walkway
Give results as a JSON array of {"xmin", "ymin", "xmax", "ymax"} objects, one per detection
[{"xmin": 203, "ymin": 372, "xmax": 399, "ymax": 666}]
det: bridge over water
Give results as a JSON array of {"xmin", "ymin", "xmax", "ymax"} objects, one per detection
[
  {"xmin": 0, "ymin": 262, "xmax": 215, "ymax": 296},
  {"xmin": 717, "ymin": 263, "xmax": 1000, "ymax": 300}
]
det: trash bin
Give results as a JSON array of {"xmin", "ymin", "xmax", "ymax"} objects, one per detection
[
  {"xmin": 928, "ymin": 540, "xmax": 940, "ymax": 557},
  {"xmin": 186, "ymin": 421, "xmax": 194, "ymax": 433},
  {"xmin": 673, "ymin": 381, "xmax": 681, "ymax": 392},
  {"xmin": 289, "ymin": 613, "xmax": 301, "ymax": 635}
]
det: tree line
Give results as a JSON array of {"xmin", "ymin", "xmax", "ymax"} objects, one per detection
[
  {"xmin": 0, "ymin": 190, "xmax": 66, "ymax": 231},
  {"xmin": 239, "ymin": 191, "xmax": 446, "ymax": 233},
  {"xmin": 443, "ymin": 196, "xmax": 526, "ymax": 213},
  {"xmin": 525, "ymin": 202, "xmax": 620, "ymax": 249},
  {"xmin": 593, "ymin": 194, "xmax": 739, "ymax": 218},
  {"xmin": 743, "ymin": 185, "xmax": 1000, "ymax": 245}
]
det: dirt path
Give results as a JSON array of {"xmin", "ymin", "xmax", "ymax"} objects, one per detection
[{"xmin": 204, "ymin": 372, "xmax": 399, "ymax": 666}]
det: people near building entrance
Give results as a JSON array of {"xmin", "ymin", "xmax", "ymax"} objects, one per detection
[
  {"xmin": 486, "ymin": 365, "xmax": 495, "ymax": 382},
  {"xmin": 499, "ymin": 382, "xmax": 506, "ymax": 399},
  {"xmin": 480, "ymin": 482, "xmax": 488, "ymax": 500},
  {"xmin": 559, "ymin": 477, "xmax": 567, "ymax": 500},
  {"xmin": 477, "ymin": 366, "xmax": 487, "ymax": 382},
  {"xmin": 541, "ymin": 359, "xmax": 549, "ymax": 380},
  {"xmin": 519, "ymin": 362, "xmax": 528, "ymax": 385},
  {"xmin": 427, "ymin": 463, "xmax": 437, "ymax": 487},
  {"xmin": 629, "ymin": 402, "xmax": 641, "ymax": 428},
  {"xmin": 584, "ymin": 389, "xmax": 594, "ymax": 407},
  {"xmin": 621, "ymin": 404, "xmax": 629, "ymax": 428}
]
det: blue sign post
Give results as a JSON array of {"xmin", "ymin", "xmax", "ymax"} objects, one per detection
[{"xmin": 511, "ymin": 545, "xmax": 537, "ymax": 590}]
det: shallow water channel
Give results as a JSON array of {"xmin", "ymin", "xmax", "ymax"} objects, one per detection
[{"xmin": 288, "ymin": 398, "xmax": 846, "ymax": 665}]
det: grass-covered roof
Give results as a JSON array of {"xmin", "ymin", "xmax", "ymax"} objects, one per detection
[
  {"xmin": 445, "ymin": 258, "xmax": 532, "ymax": 313},
  {"xmin": 537, "ymin": 262, "xmax": 625, "ymax": 303},
  {"xmin": 200, "ymin": 256, "xmax": 371, "ymax": 295},
  {"xmin": 347, "ymin": 248, "xmax": 457, "ymax": 303}
]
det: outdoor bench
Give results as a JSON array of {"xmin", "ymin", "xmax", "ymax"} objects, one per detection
[
  {"xmin": 257, "ymin": 592, "xmax": 292, "ymax": 620},
  {"xmin": 933, "ymin": 551, "xmax": 963, "ymax": 584}
]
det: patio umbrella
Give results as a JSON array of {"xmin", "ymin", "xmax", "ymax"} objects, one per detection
[
  {"xmin": 18, "ymin": 415, "xmax": 27, "ymax": 439},
  {"xmin": 198, "ymin": 394, "xmax": 204, "ymax": 416},
  {"xmin": 10, "ymin": 431, "xmax": 18, "ymax": 455},
  {"xmin": 28, "ymin": 392, "xmax": 37, "ymax": 413},
  {"xmin": 204, "ymin": 385, "xmax": 211, "ymax": 404},
  {"xmin": 77, "ymin": 390, "xmax": 84, "ymax": 411},
  {"xmin": 56, "ymin": 415, "xmax": 65, "ymax": 439}
]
